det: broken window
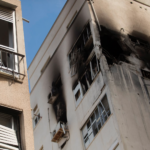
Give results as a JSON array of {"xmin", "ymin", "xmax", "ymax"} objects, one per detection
[
  {"xmin": 34, "ymin": 113, "xmax": 41, "ymax": 127},
  {"xmin": 68, "ymin": 23, "xmax": 93, "ymax": 77},
  {"xmin": 73, "ymin": 54, "xmax": 100, "ymax": 107},
  {"xmin": 0, "ymin": 7, "xmax": 18, "ymax": 72},
  {"xmin": 142, "ymin": 70, "xmax": 150, "ymax": 80},
  {"xmin": 82, "ymin": 95, "xmax": 111, "ymax": 149}
]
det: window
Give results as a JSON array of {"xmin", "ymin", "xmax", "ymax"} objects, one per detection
[
  {"xmin": 82, "ymin": 95, "xmax": 111, "ymax": 149},
  {"xmin": 0, "ymin": 111, "xmax": 21, "ymax": 150},
  {"xmin": 68, "ymin": 23, "xmax": 92, "ymax": 77},
  {"xmin": 0, "ymin": 112, "xmax": 13, "ymax": 129},
  {"xmin": 0, "ymin": 7, "xmax": 18, "ymax": 73},
  {"xmin": 90, "ymin": 55, "xmax": 100, "ymax": 80},
  {"xmin": 141, "ymin": 69, "xmax": 150, "ymax": 79},
  {"xmin": 33, "ymin": 105, "xmax": 41, "ymax": 128},
  {"xmin": 73, "ymin": 54, "xmax": 100, "ymax": 107},
  {"xmin": 73, "ymin": 81, "xmax": 84, "ymax": 106}
]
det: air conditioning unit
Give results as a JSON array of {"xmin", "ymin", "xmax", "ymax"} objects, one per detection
[
  {"xmin": 51, "ymin": 121, "xmax": 67, "ymax": 143},
  {"xmin": 48, "ymin": 92, "xmax": 59, "ymax": 104}
]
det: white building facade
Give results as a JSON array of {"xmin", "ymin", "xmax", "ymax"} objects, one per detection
[{"xmin": 29, "ymin": 0, "xmax": 150, "ymax": 150}]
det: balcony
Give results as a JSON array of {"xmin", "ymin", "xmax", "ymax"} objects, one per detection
[
  {"xmin": 68, "ymin": 23, "xmax": 94, "ymax": 77},
  {"xmin": 0, "ymin": 47, "xmax": 25, "ymax": 83}
]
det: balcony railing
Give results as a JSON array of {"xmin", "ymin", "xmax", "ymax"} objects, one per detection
[{"xmin": 0, "ymin": 47, "xmax": 25, "ymax": 82}]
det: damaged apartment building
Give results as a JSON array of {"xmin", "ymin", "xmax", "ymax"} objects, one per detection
[
  {"xmin": 28, "ymin": 0, "xmax": 150, "ymax": 150},
  {"xmin": 0, "ymin": 0, "xmax": 34, "ymax": 150}
]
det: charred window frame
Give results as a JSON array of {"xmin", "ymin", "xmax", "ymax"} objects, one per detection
[
  {"xmin": 48, "ymin": 76, "xmax": 67, "ymax": 123},
  {"xmin": 68, "ymin": 22, "xmax": 93, "ymax": 77},
  {"xmin": 82, "ymin": 95, "xmax": 111, "ymax": 149},
  {"xmin": 0, "ymin": 107, "xmax": 22, "ymax": 150},
  {"xmin": 89, "ymin": 55, "xmax": 100, "ymax": 80},
  {"xmin": 141, "ymin": 69, "xmax": 150, "ymax": 80},
  {"xmin": 73, "ymin": 54, "xmax": 100, "ymax": 107}
]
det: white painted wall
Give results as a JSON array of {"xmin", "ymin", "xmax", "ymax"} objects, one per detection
[
  {"xmin": 29, "ymin": 1, "xmax": 120, "ymax": 150},
  {"xmin": 29, "ymin": 1, "xmax": 150, "ymax": 150}
]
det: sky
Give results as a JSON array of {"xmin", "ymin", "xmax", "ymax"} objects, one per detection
[{"xmin": 20, "ymin": 0, "xmax": 67, "ymax": 68}]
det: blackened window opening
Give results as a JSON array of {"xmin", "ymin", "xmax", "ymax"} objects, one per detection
[
  {"xmin": 69, "ymin": 23, "xmax": 93, "ymax": 77},
  {"xmin": 51, "ymin": 77, "xmax": 67, "ymax": 123}
]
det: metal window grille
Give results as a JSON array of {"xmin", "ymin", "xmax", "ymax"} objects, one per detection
[{"xmin": 82, "ymin": 95, "xmax": 111, "ymax": 149}]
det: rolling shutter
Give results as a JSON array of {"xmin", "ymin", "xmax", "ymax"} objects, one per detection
[
  {"xmin": 0, "ymin": 7, "xmax": 13, "ymax": 23},
  {"xmin": 0, "ymin": 125, "xmax": 18, "ymax": 147}
]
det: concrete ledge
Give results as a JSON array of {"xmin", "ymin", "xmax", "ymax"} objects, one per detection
[
  {"xmin": 0, "ymin": 1, "xmax": 17, "ymax": 9},
  {"xmin": 0, "ymin": 71, "xmax": 23, "ymax": 83}
]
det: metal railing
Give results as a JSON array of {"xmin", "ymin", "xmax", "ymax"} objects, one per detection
[{"xmin": 0, "ymin": 48, "xmax": 25, "ymax": 81}]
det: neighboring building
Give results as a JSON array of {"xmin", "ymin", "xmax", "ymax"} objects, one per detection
[
  {"xmin": 28, "ymin": 0, "xmax": 150, "ymax": 150},
  {"xmin": 0, "ymin": 0, "xmax": 34, "ymax": 150}
]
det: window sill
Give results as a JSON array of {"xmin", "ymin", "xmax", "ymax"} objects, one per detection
[
  {"xmin": 0, "ymin": 70, "xmax": 23, "ymax": 83},
  {"xmin": 85, "ymin": 114, "xmax": 113, "ymax": 150}
]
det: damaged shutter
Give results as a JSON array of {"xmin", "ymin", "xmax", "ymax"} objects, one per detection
[{"xmin": 0, "ymin": 7, "xmax": 13, "ymax": 23}]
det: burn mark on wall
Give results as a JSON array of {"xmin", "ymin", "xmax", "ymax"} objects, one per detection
[
  {"xmin": 100, "ymin": 26, "xmax": 150, "ymax": 70},
  {"xmin": 48, "ymin": 76, "xmax": 67, "ymax": 123}
]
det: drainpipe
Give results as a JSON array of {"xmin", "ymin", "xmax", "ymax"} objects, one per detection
[
  {"xmin": 88, "ymin": 0, "xmax": 102, "ymax": 60},
  {"xmin": 48, "ymin": 108, "xmax": 53, "ymax": 150},
  {"xmin": 88, "ymin": 0, "xmax": 101, "ymax": 32}
]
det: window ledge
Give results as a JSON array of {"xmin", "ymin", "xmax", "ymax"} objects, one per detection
[{"xmin": 0, "ymin": 70, "xmax": 23, "ymax": 83}]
